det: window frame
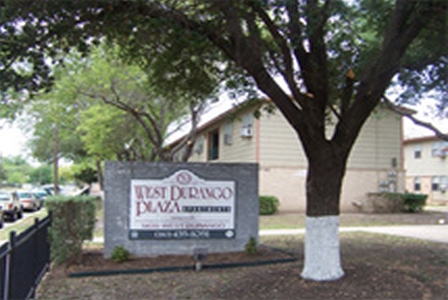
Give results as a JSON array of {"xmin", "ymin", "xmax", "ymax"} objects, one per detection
[
  {"xmin": 223, "ymin": 122, "xmax": 233, "ymax": 145},
  {"xmin": 413, "ymin": 144, "xmax": 422, "ymax": 159},
  {"xmin": 414, "ymin": 176, "xmax": 421, "ymax": 191}
]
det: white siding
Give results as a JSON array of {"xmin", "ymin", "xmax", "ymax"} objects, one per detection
[{"xmin": 404, "ymin": 137, "xmax": 448, "ymax": 204}]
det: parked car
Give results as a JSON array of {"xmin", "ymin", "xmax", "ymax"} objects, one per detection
[
  {"xmin": 31, "ymin": 188, "xmax": 48, "ymax": 208},
  {"xmin": 15, "ymin": 191, "xmax": 41, "ymax": 211},
  {"xmin": 41, "ymin": 184, "xmax": 61, "ymax": 196},
  {"xmin": 0, "ymin": 207, "xmax": 4, "ymax": 229},
  {"xmin": 0, "ymin": 191, "xmax": 23, "ymax": 221}
]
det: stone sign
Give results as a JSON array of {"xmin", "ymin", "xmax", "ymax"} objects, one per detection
[{"xmin": 104, "ymin": 162, "xmax": 258, "ymax": 257}]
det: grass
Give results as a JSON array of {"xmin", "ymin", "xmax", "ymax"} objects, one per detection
[
  {"xmin": 0, "ymin": 209, "xmax": 48, "ymax": 241},
  {"xmin": 259, "ymin": 209, "xmax": 447, "ymax": 229},
  {"xmin": 85, "ymin": 208, "xmax": 448, "ymax": 240},
  {"xmin": 259, "ymin": 213, "xmax": 304, "ymax": 229}
]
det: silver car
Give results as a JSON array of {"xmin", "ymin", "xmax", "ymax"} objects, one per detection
[
  {"xmin": 0, "ymin": 191, "xmax": 23, "ymax": 221},
  {"xmin": 15, "ymin": 191, "xmax": 40, "ymax": 211}
]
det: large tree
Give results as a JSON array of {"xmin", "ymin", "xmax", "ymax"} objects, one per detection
[{"xmin": 1, "ymin": 0, "xmax": 446, "ymax": 281}]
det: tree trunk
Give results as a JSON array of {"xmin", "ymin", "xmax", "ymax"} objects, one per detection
[
  {"xmin": 301, "ymin": 148, "xmax": 348, "ymax": 281},
  {"xmin": 53, "ymin": 126, "xmax": 59, "ymax": 195},
  {"xmin": 96, "ymin": 160, "xmax": 103, "ymax": 191}
]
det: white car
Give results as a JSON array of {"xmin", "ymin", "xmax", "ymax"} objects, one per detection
[{"xmin": 0, "ymin": 191, "xmax": 23, "ymax": 221}]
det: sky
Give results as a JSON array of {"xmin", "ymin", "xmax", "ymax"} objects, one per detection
[
  {"xmin": 0, "ymin": 120, "xmax": 29, "ymax": 158},
  {"xmin": 0, "ymin": 100, "xmax": 446, "ymax": 160}
]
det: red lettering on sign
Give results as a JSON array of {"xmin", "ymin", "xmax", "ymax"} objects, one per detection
[{"xmin": 136, "ymin": 200, "xmax": 181, "ymax": 216}]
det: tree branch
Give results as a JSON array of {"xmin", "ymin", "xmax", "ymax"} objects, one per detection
[
  {"xmin": 382, "ymin": 96, "xmax": 448, "ymax": 141},
  {"xmin": 251, "ymin": 3, "xmax": 304, "ymax": 108}
]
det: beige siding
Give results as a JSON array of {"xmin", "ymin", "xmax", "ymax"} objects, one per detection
[
  {"xmin": 258, "ymin": 111, "xmax": 307, "ymax": 167},
  {"xmin": 219, "ymin": 119, "xmax": 256, "ymax": 163},
  {"xmin": 260, "ymin": 167, "xmax": 405, "ymax": 212},
  {"xmin": 348, "ymin": 109, "xmax": 402, "ymax": 170},
  {"xmin": 189, "ymin": 133, "xmax": 207, "ymax": 162},
  {"xmin": 185, "ymin": 102, "xmax": 405, "ymax": 212},
  {"xmin": 188, "ymin": 109, "xmax": 256, "ymax": 163},
  {"xmin": 258, "ymin": 106, "xmax": 402, "ymax": 170},
  {"xmin": 404, "ymin": 138, "xmax": 448, "ymax": 204}
]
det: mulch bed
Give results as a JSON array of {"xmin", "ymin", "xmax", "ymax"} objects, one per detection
[{"xmin": 63, "ymin": 245, "xmax": 296, "ymax": 277}]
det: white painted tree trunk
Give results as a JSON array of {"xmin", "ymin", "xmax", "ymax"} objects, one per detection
[{"xmin": 301, "ymin": 215, "xmax": 344, "ymax": 281}]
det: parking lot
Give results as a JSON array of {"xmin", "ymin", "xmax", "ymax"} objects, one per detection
[
  {"xmin": 2, "ymin": 209, "xmax": 42, "ymax": 228},
  {"xmin": 0, "ymin": 209, "xmax": 48, "ymax": 245}
]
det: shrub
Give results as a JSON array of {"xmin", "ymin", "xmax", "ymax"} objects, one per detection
[
  {"xmin": 46, "ymin": 195, "xmax": 97, "ymax": 265},
  {"xmin": 382, "ymin": 192, "xmax": 427, "ymax": 213},
  {"xmin": 111, "ymin": 246, "xmax": 130, "ymax": 263},
  {"xmin": 259, "ymin": 195, "xmax": 280, "ymax": 215},
  {"xmin": 245, "ymin": 237, "xmax": 258, "ymax": 255},
  {"xmin": 402, "ymin": 193, "xmax": 427, "ymax": 212}
]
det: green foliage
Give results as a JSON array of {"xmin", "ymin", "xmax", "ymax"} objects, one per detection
[
  {"xmin": 45, "ymin": 195, "xmax": 97, "ymax": 265},
  {"xmin": 244, "ymin": 237, "xmax": 258, "ymax": 255},
  {"xmin": 28, "ymin": 164, "xmax": 53, "ymax": 185},
  {"xmin": 0, "ymin": 163, "xmax": 6, "ymax": 183},
  {"xmin": 0, "ymin": 155, "xmax": 33, "ymax": 186},
  {"xmin": 383, "ymin": 192, "xmax": 428, "ymax": 213},
  {"xmin": 73, "ymin": 165, "xmax": 97, "ymax": 185},
  {"xmin": 259, "ymin": 195, "xmax": 280, "ymax": 215},
  {"xmin": 402, "ymin": 193, "xmax": 428, "ymax": 213},
  {"xmin": 111, "ymin": 246, "xmax": 131, "ymax": 263},
  {"xmin": 77, "ymin": 104, "xmax": 153, "ymax": 161}
]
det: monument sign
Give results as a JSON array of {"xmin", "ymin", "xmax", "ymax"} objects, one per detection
[{"xmin": 104, "ymin": 162, "xmax": 258, "ymax": 257}]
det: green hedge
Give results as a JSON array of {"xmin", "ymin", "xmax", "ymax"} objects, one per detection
[
  {"xmin": 402, "ymin": 193, "xmax": 428, "ymax": 212},
  {"xmin": 383, "ymin": 192, "xmax": 428, "ymax": 212},
  {"xmin": 45, "ymin": 195, "xmax": 97, "ymax": 265},
  {"xmin": 259, "ymin": 195, "xmax": 280, "ymax": 215}
]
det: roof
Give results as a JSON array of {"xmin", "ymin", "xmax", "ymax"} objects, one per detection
[
  {"xmin": 403, "ymin": 135, "xmax": 446, "ymax": 144},
  {"xmin": 165, "ymin": 98, "xmax": 264, "ymax": 146}
]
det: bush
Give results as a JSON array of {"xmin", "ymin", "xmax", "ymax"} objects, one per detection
[
  {"xmin": 259, "ymin": 195, "xmax": 280, "ymax": 215},
  {"xmin": 46, "ymin": 195, "xmax": 97, "ymax": 265},
  {"xmin": 111, "ymin": 246, "xmax": 130, "ymax": 263},
  {"xmin": 244, "ymin": 237, "xmax": 258, "ymax": 255},
  {"xmin": 402, "ymin": 193, "xmax": 427, "ymax": 212},
  {"xmin": 382, "ymin": 192, "xmax": 427, "ymax": 213}
]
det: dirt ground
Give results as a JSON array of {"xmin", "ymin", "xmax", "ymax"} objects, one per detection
[{"xmin": 37, "ymin": 231, "xmax": 448, "ymax": 300}]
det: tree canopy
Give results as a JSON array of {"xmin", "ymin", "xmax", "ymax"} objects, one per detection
[{"xmin": 1, "ymin": 0, "xmax": 446, "ymax": 281}]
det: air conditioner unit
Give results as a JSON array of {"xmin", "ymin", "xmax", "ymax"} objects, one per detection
[
  {"xmin": 240, "ymin": 126, "xmax": 253, "ymax": 137},
  {"xmin": 435, "ymin": 150, "xmax": 446, "ymax": 159}
]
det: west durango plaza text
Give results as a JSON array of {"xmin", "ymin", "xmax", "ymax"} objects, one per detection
[{"xmin": 129, "ymin": 171, "xmax": 236, "ymax": 240}]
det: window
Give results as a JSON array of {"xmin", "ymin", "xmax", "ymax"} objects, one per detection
[
  {"xmin": 432, "ymin": 141, "xmax": 448, "ymax": 157},
  {"xmin": 414, "ymin": 144, "xmax": 422, "ymax": 159},
  {"xmin": 208, "ymin": 130, "xmax": 219, "ymax": 160},
  {"xmin": 241, "ymin": 113, "xmax": 253, "ymax": 137},
  {"xmin": 223, "ymin": 122, "xmax": 233, "ymax": 145},
  {"xmin": 195, "ymin": 135, "xmax": 204, "ymax": 154},
  {"xmin": 432, "ymin": 176, "xmax": 440, "ymax": 191},
  {"xmin": 414, "ymin": 177, "xmax": 421, "ymax": 191}
]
